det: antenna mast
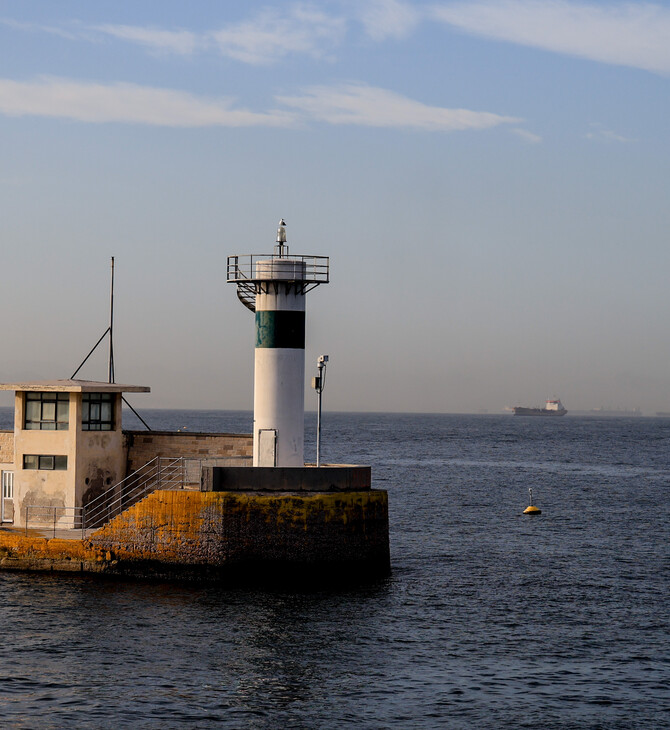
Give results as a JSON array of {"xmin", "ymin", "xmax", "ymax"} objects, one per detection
[{"xmin": 108, "ymin": 256, "xmax": 115, "ymax": 383}]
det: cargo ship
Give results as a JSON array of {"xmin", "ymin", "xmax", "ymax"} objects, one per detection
[{"xmin": 514, "ymin": 398, "xmax": 567, "ymax": 416}]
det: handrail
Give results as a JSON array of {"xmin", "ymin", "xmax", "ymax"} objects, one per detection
[
  {"xmin": 83, "ymin": 456, "xmax": 157, "ymax": 515},
  {"xmin": 227, "ymin": 254, "xmax": 329, "ymax": 284},
  {"xmin": 23, "ymin": 457, "xmax": 244, "ymax": 536},
  {"xmin": 25, "ymin": 505, "xmax": 84, "ymax": 538},
  {"xmin": 82, "ymin": 456, "xmax": 186, "ymax": 529},
  {"xmin": 236, "ymin": 281, "xmax": 258, "ymax": 312}
]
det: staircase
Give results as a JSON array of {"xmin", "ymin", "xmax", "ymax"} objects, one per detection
[
  {"xmin": 83, "ymin": 456, "xmax": 186, "ymax": 529},
  {"xmin": 236, "ymin": 281, "xmax": 256, "ymax": 312}
]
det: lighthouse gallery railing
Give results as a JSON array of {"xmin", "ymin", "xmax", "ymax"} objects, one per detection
[{"xmin": 227, "ymin": 254, "xmax": 329, "ymax": 285}]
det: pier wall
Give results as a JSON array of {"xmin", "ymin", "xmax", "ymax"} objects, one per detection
[
  {"xmin": 0, "ymin": 531, "xmax": 107, "ymax": 573},
  {"xmin": 1, "ymin": 487, "xmax": 390, "ymax": 581},
  {"xmin": 124, "ymin": 431, "xmax": 253, "ymax": 474},
  {"xmin": 88, "ymin": 488, "xmax": 390, "ymax": 579}
]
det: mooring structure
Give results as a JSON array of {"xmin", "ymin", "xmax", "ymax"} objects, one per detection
[{"xmin": 227, "ymin": 220, "xmax": 329, "ymax": 466}]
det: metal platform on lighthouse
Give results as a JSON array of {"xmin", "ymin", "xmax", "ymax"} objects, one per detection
[{"xmin": 227, "ymin": 222, "xmax": 329, "ymax": 312}]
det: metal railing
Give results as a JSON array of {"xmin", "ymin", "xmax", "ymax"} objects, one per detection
[
  {"xmin": 235, "ymin": 281, "xmax": 258, "ymax": 312},
  {"xmin": 227, "ymin": 254, "xmax": 329, "ymax": 284},
  {"xmin": 82, "ymin": 456, "xmax": 186, "ymax": 529},
  {"xmin": 25, "ymin": 505, "xmax": 84, "ymax": 538},
  {"xmin": 21, "ymin": 456, "xmax": 249, "ymax": 537}
]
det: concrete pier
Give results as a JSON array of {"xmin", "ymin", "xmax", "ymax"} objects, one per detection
[{"xmin": 0, "ymin": 482, "xmax": 390, "ymax": 582}]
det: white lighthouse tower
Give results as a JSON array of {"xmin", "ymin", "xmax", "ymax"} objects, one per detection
[{"xmin": 228, "ymin": 220, "xmax": 329, "ymax": 467}]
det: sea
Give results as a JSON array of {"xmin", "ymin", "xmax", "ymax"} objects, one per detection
[{"xmin": 1, "ymin": 410, "xmax": 668, "ymax": 729}]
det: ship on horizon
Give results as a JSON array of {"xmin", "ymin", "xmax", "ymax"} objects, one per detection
[{"xmin": 513, "ymin": 398, "xmax": 567, "ymax": 417}]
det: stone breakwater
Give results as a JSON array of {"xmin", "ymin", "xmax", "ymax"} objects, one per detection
[
  {"xmin": 0, "ymin": 489, "xmax": 390, "ymax": 583},
  {"xmin": 0, "ymin": 531, "xmax": 108, "ymax": 574}
]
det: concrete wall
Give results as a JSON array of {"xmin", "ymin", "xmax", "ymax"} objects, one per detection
[
  {"xmin": 0, "ymin": 431, "xmax": 13, "ymax": 463},
  {"xmin": 203, "ymin": 465, "xmax": 371, "ymax": 492},
  {"xmin": 13, "ymin": 393, "xmax": 77, "ymax": 526},
  {"xmin": 88, "ymin": 488, "xmax": 390, "ymax": 580},
  {"xmin": 11, "ymin": 393, "xmax": 127, "ymax": 526},
  {"xmin": 76, "ymin": 394, "xmax": 126, "ymax": 510},
  {"xmin": 0, "ymin": 432, "xmax": 14, "ymax": 522},
  {"xmin": 124, "ymin": 431, "xmax": 253, "ymax": 475},
  {"xmin": 0, "ymin": 431, "xmax": 14, "ymax": 522}
]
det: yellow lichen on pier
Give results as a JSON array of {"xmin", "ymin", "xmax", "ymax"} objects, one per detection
[
  {"xmin": 0, "ymin": 530, "xmax": 107, "ymax": 572},
  {"xmin": 0, "ymin": 489, "xmax": 390, "ymax": 578},
  {"xmin": 89, "ymin": 489, "xmax": 390, "ymax": 569}
]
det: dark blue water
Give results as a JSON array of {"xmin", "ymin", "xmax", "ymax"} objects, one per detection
[{"xmin": 1, "ymin": 411, "xmax": 669, "ymax": 728}]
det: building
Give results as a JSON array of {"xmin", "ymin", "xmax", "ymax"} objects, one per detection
[{"xmin": 0, "ymin": 379, "xmax": 252, "ymax": 528}]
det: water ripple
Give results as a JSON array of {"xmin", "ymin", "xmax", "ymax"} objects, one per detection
[{"xmin": 0, "ymin": 413, "xmax": 669, "ymax": 728}]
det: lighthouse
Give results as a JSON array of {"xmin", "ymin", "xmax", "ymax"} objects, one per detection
[{"xmin": 227, "ymin": 220, "xmax": 329, "ymax": 467}]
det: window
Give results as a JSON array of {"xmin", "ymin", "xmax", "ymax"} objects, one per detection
[
  {"xmin": 82, "ymin": 393, "xmax": 116, "ymax": 431},
  {"xmin": 24, "ymin": 392, "xmax": 69, "ymax": 430},
  {"xmin": 2, "ymin": 471, "xmax": 13, "ymax": 499},
  {"xmin": 23, "ymin": 455, "xmax": 68, "ymax": 470}
]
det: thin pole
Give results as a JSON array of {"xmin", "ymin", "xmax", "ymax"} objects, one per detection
[
  {"xmin": 316, "ymin": 378, "xmax": 323, "ymax": 467},
  {"xmin": 108, "ymin": 256, "xmax": 115, "ymax": 384},
  {"xmin": 122, "ymin": 395, "xmax": 152, "ymax": 431},
  {"xmin": 70, "ymin": 327, "xmax": 110, "ymax": 380},
  {"xmin": 315, "ymin": 358, "xmax": 327, "ymax": 467}
]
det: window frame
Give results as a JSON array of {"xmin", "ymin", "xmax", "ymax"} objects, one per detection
[
  {"xmin": 1, "ymin": 471, "xmax": 13, "ymax": 499},
  {"xmin": 81, "ymin": 393, "xmax": 116, "ymax": 431},
  {"xmin": 24, "ymin": 392, "xmax": 70, "ymax": 431},
  {"xmin": 22, "ymin": 454, "xmax": 68, "ymax": 471}
]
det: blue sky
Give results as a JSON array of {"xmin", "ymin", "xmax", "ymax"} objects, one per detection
[{"xmin": 1, "ymin": 0, "xmax": 669, "ymax": 414}]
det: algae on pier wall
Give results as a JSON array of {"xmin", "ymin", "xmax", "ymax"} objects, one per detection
[{"xmin": 88, "ymin": 489, "xmax": 390, "ymax": 578}]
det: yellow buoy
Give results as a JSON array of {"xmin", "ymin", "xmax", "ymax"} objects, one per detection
[{"xmin": 524, "ymin": 487, "xmax": 542, "ymax": 514}]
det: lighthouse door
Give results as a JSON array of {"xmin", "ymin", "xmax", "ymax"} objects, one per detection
[
  {"xmin": 258, "ymin": 429, "xmax": 277, "ymax": 467},
  {"xmin": 1, "ymin": 471, "xmax": 14, "ymax": 523}
]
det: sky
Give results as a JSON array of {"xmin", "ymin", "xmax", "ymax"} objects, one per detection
[{"xmin": 1, "ymin": 0, "xmax": 669, "ymax": 415}]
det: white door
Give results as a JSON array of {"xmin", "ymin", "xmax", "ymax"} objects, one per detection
[
  {"xmin": 258, "ymin": 429, "xmax": 277, "ymax": 467},
  {"xmin": 1, "ymin": 471, "xmax": 14, "ymax": 523}
]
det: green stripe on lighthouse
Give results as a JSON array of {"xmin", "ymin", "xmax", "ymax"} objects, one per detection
[{"xmin": 255, "ymin": 311, "xmax": 305, "ymax": 349}]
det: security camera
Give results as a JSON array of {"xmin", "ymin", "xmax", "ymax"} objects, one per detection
[{"xmin": 318, "ymin": 355, "xmax": 329, "ymax": 364}]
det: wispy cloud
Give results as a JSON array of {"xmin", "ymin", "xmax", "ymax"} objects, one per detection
[
  {"xmin": 0, "ymin": 76, "xmax": 525, "ymax": 133},
  {"xmin": 2, "ymin": 3, "xmax": 426, "ymax": 65},
  {"xmin": 209, "ymin": 5, "xmax": 345, "ymax": 64},
  {"xmin": 0, "ymin": 16, "xmax": 86, "ymax": 41},
  {"xmin": 93, "ymin": 24, "xmax": 200, "ymax": 56},
  {"xmin": 356, "ymin": 0, "xmax": 421, "ymax": 40},
  {"xmin": 0, "ymin": 77, "xmax": 294, "ymax": 127},
  {"xmin": 2, "ymin": 5, "xmax": 346, "ymax": 65},
  {"xmin": 511, "ymin": 128, "xmax": 542, "ymax": 144},
  {"xmin": 585, "ymin": 122, "xmax": 635, "ymax": 143},
  {"xmin": 276, "ymin": 82, "xmax": 521, "ymax": 131},
  {"xmin": 431, "ymin": 1, "xmax": 670, "ymax": 75},
  {"xmin": 9, "ymin": 1, "xmax": 670, "ymax": 75}
]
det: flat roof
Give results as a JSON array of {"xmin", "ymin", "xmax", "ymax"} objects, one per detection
[{"xmin": 0, "ymin": 379, "xmax": 150, "ymax": 393}]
